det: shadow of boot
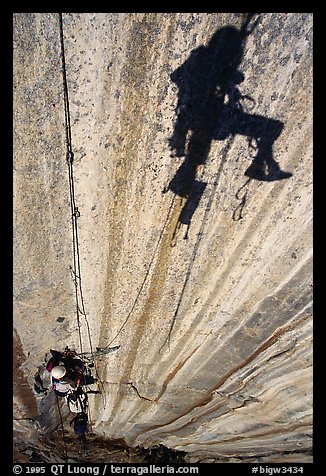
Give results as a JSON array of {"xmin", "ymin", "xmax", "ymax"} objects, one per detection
[{"xmin": 244, "ymin": 154, "xmax": 292, "ymax": 182}]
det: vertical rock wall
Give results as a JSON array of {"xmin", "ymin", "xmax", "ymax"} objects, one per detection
[{"xmin": 13, "ymin": 13, "xmax": 313, "ymax": 462}]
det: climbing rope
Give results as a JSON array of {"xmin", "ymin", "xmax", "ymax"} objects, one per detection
[
  {"xmin": 59, "ymin": 12, "xmax": 84, "ymax": 358},
  {"xmin": 59, "ymin": 13, "xmax": 105, "ymax": 392},
  {"xmin": 58, "ymin": 19, "xmax": 110, "ymax": 452},
  {"xmin": 232, "ymin": 177, "xmax": 252, "ymax": 221},
  {"xmin": 56, "ymin": 395, "xmax": 68, "ymax": 460}
]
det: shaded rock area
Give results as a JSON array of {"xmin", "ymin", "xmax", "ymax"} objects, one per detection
[
  {"xmin": 13, "ymin": 13, "xmax": 312, "ymax": 463},
  {"xmin": 14, "ymin": 436, "xmax": 188, "ymax": 464}
]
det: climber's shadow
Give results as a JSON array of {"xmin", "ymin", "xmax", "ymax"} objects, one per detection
[{"xmin": 164, "ymin": 16, "xmax": 292, "ymax": 233}]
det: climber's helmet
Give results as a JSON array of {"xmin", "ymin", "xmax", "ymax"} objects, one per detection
[{"xmin": 51, "ymin": 365, "xmax": 66, "ymax": 380}]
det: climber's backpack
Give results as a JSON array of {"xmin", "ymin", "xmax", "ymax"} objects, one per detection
[{"xmin": 72, "ymin": 413, "xmax": 88, "ymax": 436}]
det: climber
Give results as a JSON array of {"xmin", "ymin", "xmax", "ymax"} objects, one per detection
[
  {"xmin": 46, "ymin": 349, "xmax": 83, "ymax": 397},
  {"xmin": 51, "ymin": 365, "xmax": 79, "ymax": 397},
  {"xmin": 46, "ymin": 348, "xmax": 97, "ymax": 397}
]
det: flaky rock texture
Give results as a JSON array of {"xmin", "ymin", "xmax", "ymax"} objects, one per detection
[{"xmin": 13, "ymin": 13, "xmax": 313, "ymax": 463}]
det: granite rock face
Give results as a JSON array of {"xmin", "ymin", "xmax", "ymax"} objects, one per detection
[{"xmin": 13, "ymin": 13, "xmax": 313, "ymax": 463}]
